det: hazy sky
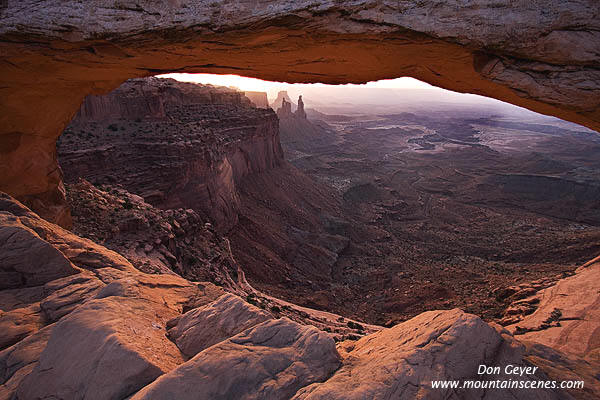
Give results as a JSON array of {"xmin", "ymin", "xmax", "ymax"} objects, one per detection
[
  {"xmin": 161, "ymin": 73, "xmax": 434, "ymax": 98},
  {"xmin": 159, "ymin": 73, "xmax": 581, "ymax": 126}
]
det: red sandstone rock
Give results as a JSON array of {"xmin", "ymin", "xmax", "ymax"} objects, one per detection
[
  {"xmin": 244, "ymin": 91, "xmax": 269, "ymax": 108},
  {"xmin": 507, "ymin": 257, "xmax": 600, "ymax": 361},
  {"xmin": 0, "ymin": 192, "xmax": 598, "ymax": 399},
  {"xmin": 294, "ymin": 309, "xmax": 571, "ymax": 400},
  {"xmin": 1, "ymin": 1, "xmax": 599, "ymax": 223},
  {"xmin": 16, "ymin": 296, "xmax": 186, "ymax": 400},
  {"xmin": 59, "ymin": 78, "xmax": 284, "ymax": 232},
  {"xmin": 167, "ymin": 293, "xmax": 272, "ymax": 358},
  {"xmin": 131, "ymin": 318, "xmax": 342, "ymax": 400}
]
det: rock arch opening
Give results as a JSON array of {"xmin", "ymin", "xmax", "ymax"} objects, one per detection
[
  {"xmin": 2, "ymin": 3, "xmax": 600, "ymax": 397},
  {"xmin": 55, "ymin": 72, "xmax": 600, "ymax": 327},
  {"xmin": 1, "ymin": 1, "xmax": 599, "ymax": 226}
]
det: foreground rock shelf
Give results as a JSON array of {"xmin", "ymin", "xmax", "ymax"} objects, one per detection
[{"xmin": 1, "ymin": 193, "xmax": 598, "ymax": 399}]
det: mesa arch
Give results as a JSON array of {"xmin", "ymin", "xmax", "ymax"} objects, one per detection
[{"xmin": 1, "ymin": 0, "xmax": 599, "ymax": 227}]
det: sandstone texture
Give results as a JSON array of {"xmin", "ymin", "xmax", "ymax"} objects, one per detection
[
  {"xmin": 507, "ymin": 256, "xmax": 600, "ymax": 362},
  {"xmin": 2, "ymin": 1, "xmax": 599, "ymax": 221},
  {"xmin": 167, "ymin": 293, "xmax": 272, "ymax": 358},
  {"xmin": 59, "ymin": 78, "xmax": 284, "ymax": 231},
  {"xmin": 0, "ymin": 192, "xmax": 223, "ymax": 399},
  {"xmin": 16, "ymin": 296, "xmax": 184, "ymax": 400},
  {"xmin": 131, "ymin": 318, "xmax": 342, "ymax": 400},
  {"xmin": 0, "ymin": 191, "xmax": 598, "ymax": 398},
  {"xmin": 293, "ymin": 309, "xmax": 568, "ymax": 400}
]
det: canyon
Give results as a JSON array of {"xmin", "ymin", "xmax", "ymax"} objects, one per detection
[
  {"xmin": 1, "ymin": 1, "xmax": 600, "ymax": 225},
  {"xmin": 276, "ymin": 96, "xmax": 600, "ymax": 325},
  {"xmin": 1, "ymin": 76, "xmax": 598, "ymax": 398},
  {"xmin": 1, "ymin": 1, "xmax": 600, "ymax": 399}
]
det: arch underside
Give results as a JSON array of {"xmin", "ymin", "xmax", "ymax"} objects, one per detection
[{"xmin": 1, "ymin": 0, "xmax": 599, "ymax": 225}]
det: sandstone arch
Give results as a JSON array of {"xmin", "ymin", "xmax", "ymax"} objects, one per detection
[{"xmin": 1, "ymin": 0, "xmax": 599, "ymax": 226}]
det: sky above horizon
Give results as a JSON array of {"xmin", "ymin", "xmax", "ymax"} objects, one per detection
[
  {"xmin": 160, "ymin": 73, "xmax": 435, "ymax": 99},
  {"xmin": 158, "ymin": 73, "xmax": 590, "ymax": 129},
  {"xmin": 159, "ymin": 72, "xmax": 533, "ymax": 115}
]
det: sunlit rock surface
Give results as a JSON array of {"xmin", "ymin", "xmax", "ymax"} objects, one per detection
[
  {"xmin": 131, "ymin": 318, "xmax": 342, "ymax": 400},
  {"xmin": 244, "ymin": 91, "xmax": 270, "ymax": 108},
  {"xmin": 0, "ymin": 193, "xmax": 598, "ymax": 399},
  {"xmin": 293, "ymin": 309, "xmax": 579, "ymax": 399},
  {"xmin": 167, "ymin": 293, "xmax": 272, "ymax": 358},
  {"xmin": 507, "ymin": 256, "xmax": 600, "ymax": 362}
]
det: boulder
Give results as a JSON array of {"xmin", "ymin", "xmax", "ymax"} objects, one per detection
[
  {"xmin": 293, "ymin": 309, "xmax": 567, "ymax": 400},
  {"xmin": 167, "ymin": 293, "xmax": 272, "ymax": 358},
  {"xmin": 0, "ymin": 214, "xmax": 78, "ymax": 289},
  {"xmin": 0, "ymin": 192, "xmax": 138, "ymax": 278},
  {"xmin": 15, "ymin": 296, "xmax": 184, "ymax": 400},
  {"xmin": 131, "ymin": 318, "xmax": 341, "ymax": 400}
]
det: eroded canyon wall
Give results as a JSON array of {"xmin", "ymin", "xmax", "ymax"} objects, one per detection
[
  {"xmin": 59, "ymin": 78, "xmax": 283, "ymax": 231},
  {"xmin": 1, "ymin": 1, "xmax": 599, "ymax": 225}
]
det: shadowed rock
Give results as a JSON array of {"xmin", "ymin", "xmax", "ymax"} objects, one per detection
[
  {"xmin": 0, "ymin": 213, "xmax": 78, "ymax": 290},
  {"xmin": 0, "ymin": 324, "xmax": 53, "ymax": 399}
]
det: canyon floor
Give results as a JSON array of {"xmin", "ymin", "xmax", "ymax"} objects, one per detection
[
  {"xmin": 57, "ymin": 79, "xmax": 600, "ymax": 329},
  {"xmin": 253, "ymin": 104, "xmax": 600, "ymax": 327}
]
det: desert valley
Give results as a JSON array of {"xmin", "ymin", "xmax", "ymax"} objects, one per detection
[{"xmin": 1, "ymin": 1, "xmax": 600, "ymax": 399}]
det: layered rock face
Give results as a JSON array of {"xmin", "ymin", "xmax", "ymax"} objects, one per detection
[
  {"xmin": 59, "ymin": 78, "xmax": 284, "ymax": 231},
  {"xmin": 244, "ymin": 91, "xmax": 269, "ymax": 109},
  {"xmin": 59, "ymin": 78, "xmax": 350, "ymax": 296},
  {"xmin": 1, "ymin": 1, "xmax": 599, "ymax": 223},
  {"xmin": 272, "ymin": 91, "xmax": 295, "ymax": 113},
  {"xmin": 76, "ymin": 77, "xmax": 253, "ymax": 121},
  {"xmin": 276, "ymin": 97, "xmax": 293, "ymax": 119},
  {"xmin": 65, "ymin": 180, "xmax": 247, "ymax": 290}
]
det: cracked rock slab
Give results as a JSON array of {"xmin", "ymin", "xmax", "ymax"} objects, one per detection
[
  {"xmin": 293, "ymin": 309, "xmax": 567, "ymax": 400},
  {"xmin": 15, "ymin": 296, "xmax": 185, "ymax": 400},
  {"xmin": 507, "ymin": 257, "xmax": 600, "ymax": 361},
  {"xmin": 167, "ymin": 292, "xmax": 272, "ymax": 358},
  {"xmin": 131, "ymin": 318, "xmax": 341, "ymax": 400}
]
